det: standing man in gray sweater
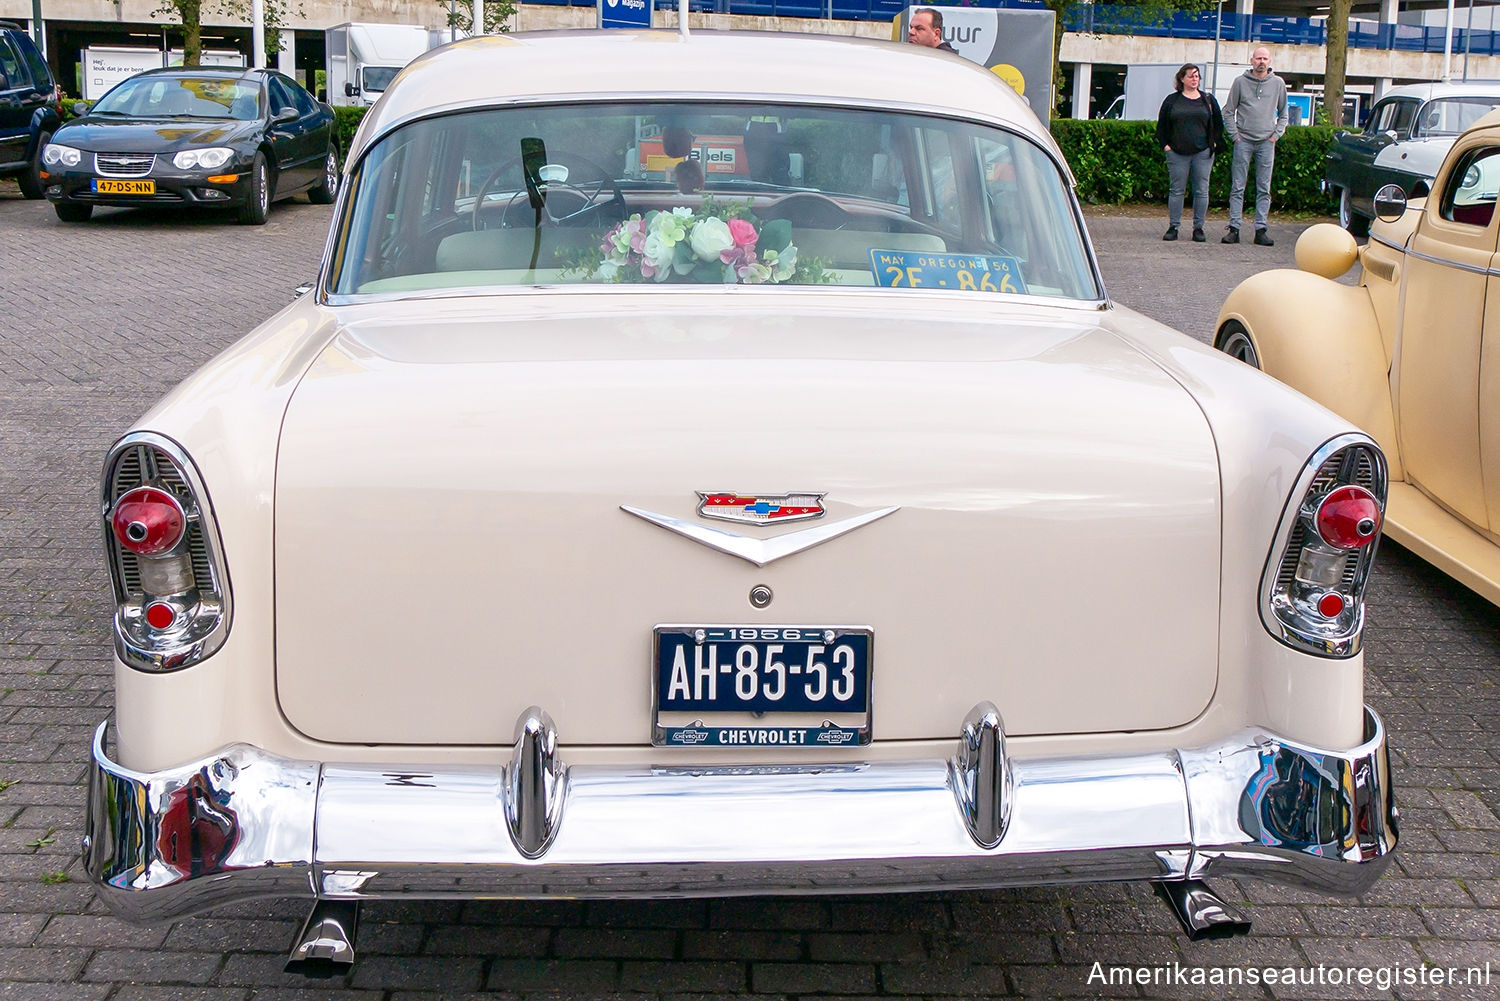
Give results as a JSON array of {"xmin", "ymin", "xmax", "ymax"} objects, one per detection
[{"xmin": 1222, "ymin": 47, "xmax": 1289, "ymax": 246}]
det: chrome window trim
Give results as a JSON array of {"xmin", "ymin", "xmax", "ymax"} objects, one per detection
[
  {"xmin": 319, "ymin": 95, "xmax": 1108, "ymax": 307},
  {"xmin": 320, "ymin": 281, "xmax": 1111, "ymax": 312},
  {"xmin": 1370, "ymin": 231, "xmax": 1497, "ymax": 276}
]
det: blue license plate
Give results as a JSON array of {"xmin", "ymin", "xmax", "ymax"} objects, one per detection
[
  {"xmin": 869, "ymin": 250, "xmax": 1028, "ymax": 294},
  {"xmin": 653, "ymin": 626, "xmax": 872, "ymax": 747}
]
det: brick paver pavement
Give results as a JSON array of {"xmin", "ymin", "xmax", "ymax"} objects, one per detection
[{"xmin": 1, "ymin": 186, "xmax": 1496, "ymax": 999}]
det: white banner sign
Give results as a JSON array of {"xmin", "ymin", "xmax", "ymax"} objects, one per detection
[{"xmin": 82, "ymin": 47, "xmax": 164, "ymax": 101}]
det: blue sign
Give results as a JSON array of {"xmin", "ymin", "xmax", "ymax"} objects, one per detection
[{"xmin": 599, "ymin": 0, "xmax": 652, "ymax": 30}]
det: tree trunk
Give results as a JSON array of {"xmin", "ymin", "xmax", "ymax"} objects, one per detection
[
  {"xmin": 1324, "ymin": 0, "xmax": 1352, "ymax": 127},
  {"xmin": 180, "ymin": 1, "xmax": 203, "ymax": 68}
]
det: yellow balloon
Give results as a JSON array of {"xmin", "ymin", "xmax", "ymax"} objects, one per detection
[{"xmin": 990, "ymin": 64, "xmax": 1026, "ymax": 97}]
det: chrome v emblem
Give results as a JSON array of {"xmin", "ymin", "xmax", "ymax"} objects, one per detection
[{"xmin": 620, "ymin": 504, "xmax": 899, "ymax": 567}]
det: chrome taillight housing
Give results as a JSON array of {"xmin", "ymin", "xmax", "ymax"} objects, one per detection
[
  {"xmin": 101, "ymin": 433, "xmax": 232, "ymax": 672},
  {"xmin": 1261, "ymin": 434, "xmax": 1388, "ymax": 657}
]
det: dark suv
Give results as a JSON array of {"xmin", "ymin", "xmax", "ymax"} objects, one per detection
[{"xmin": 0, "ymin": 21, "xmax": 62, "ymax": 198}]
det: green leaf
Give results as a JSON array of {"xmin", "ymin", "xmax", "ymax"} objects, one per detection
[{"xmin": 760, "ymin": 218, "xmax": 792, "ymax": 253}]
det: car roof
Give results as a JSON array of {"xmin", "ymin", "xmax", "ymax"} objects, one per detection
[
  {"xmin": 1378, "ymin": 81, "xmax": 1500, "ymax": 102},
  {"xmin": 350, "ymin": 29, "xmax": 1056, "ymax": 166},
  {"xmin": 127, "ymin": 67, "xmax": 266, "ymax": 83}
]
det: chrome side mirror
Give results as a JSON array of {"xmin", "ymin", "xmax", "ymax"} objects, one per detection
[{"xmin": 1372, "ymin": 184, "xmax": 1408, "ymax": 222}]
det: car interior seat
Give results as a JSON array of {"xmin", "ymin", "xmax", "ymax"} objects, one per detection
[
  {"xmin": 229, "ymin": 95, "xmax": 257, "ymax": 120},
  {"xmin": 160, "ymin": 88, "xmax": 194, "ymax": 115}
]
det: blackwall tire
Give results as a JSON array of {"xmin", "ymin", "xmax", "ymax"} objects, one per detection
[
  {"xmin": 308, "ymin": 148, "xmax": 338, "ymax": 205},
  {"xmin": 237, "ymin": 153, "xmax": 271, "ymax": 225},
  {"xmin": 18, "ymin": 130, "xmax": 50, "ymax": 199},
  {"xmin": 1339, "ymin": 188, "xmax": 1370, "ymax": 237}
]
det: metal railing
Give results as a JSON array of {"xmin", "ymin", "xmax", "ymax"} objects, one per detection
[{"xmin": 533, "ymin": 0, "xmax": 1500, "ymax": 56}]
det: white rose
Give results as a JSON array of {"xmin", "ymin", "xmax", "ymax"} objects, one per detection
[
  {"xmin": 690, "ymin": 216, "xmax": 734, "ymax": 262},
  {"xmin": 643, "ymin": 231, "xmax": 674, "ymax": 275}
]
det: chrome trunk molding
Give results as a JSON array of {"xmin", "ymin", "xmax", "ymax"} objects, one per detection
[{"xmin": 84, "ymin": 707, "xmax": 1397, "ymax": 922}]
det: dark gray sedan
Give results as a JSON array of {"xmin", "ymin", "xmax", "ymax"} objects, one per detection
[{"xmin": 40, "ymin": 67, "xmax": 338, "ymax": 225}]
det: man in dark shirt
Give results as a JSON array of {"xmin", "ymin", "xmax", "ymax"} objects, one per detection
[{"xmin": 908, "ymin": 9, "xmax": 958, "ymax": 53}]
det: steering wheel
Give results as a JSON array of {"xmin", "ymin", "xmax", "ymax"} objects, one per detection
[
  {"xmin": 472, "ymin": 151, "xmax": 625, "ymax": 231},
  {"xmin": 762, "ymin": 192, "xmax": 852, "ymax": 230}
]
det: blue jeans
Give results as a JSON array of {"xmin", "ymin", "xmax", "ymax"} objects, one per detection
[
  {"xmin": 1229, "ymin": 138, "xmax": 1275, "ymax": 231},
  {"xmin": 1165, "ymin": 149, "xmax": 1213, "ymax": 230}
]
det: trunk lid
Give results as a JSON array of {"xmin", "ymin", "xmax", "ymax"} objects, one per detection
[{"xmin": 274, "ymin": 294, "xmax": 1221, "ymax": 745}]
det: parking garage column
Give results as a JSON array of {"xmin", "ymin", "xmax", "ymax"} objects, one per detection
[
  {"xmin": 1072, "ymin": 62, "xmax": 1092, "ymax": 119},
  {"xmin": 277, "ymin": 30, "xmax": 294, "ymax": 75},
  {"xmin": 1377, "ymin": 0, "xmax": 1399, "ymax": 98}
]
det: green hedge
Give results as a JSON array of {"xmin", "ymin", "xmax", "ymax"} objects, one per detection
[
  {"xmin": 1051, "ymin": 119, "xmax": 1340, "ymax": 215},
  {"xmin": 328, "ymin": 106, "xmax": 1337, "ymax": 215},
  {"xmin": 334, "ymin": 106, "xmax": 367, "ymax": 157}
]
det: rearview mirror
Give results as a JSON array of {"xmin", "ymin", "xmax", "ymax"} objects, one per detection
[
  {"xmin": 72, "ymin": 100, "xmax": 91, "ymax": 117},
  {"xmin": 273, "ymin": 107, "xmax": 298, "ymax": 123},
  {"xmin": 343, "ymin": 81, "xmax": 358, "ymax": 97},
  {"xmin": 1372, "ymin": 183, "xmax": 1407, "ymax": 221}
]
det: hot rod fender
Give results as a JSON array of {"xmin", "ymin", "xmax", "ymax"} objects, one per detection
[{"xmin": 1216, "ymin": 271, "xmax": 1403, "ymax": 481}]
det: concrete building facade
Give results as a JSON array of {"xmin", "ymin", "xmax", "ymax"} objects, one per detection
[{"xmin": 3, "ymin": 1, "xmax": 1495, "ymax": 118}]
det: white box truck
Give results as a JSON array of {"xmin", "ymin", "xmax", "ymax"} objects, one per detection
[{"xmin": 326, "ymin": 23, "xmax": 433, "ymax": 108}]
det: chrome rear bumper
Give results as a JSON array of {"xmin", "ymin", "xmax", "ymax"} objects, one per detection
[{"xmin": 84, "ymin": 706, "xmax": 1397, "ymax": 922}]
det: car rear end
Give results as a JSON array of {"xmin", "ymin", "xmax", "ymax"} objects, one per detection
[{"xmin": 81, "ymin": 30, "xmax": 1398, "ymax": 966}]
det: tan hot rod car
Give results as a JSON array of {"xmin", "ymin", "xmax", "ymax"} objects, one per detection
[{"xmin": 1217, "ymin": 111, "xmax": 1500, "ymax": 606}]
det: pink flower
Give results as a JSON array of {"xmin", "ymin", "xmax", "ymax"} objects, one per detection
[{"xmin": 728, "ymin": 218, "xmax": 758, "ymax": 252}]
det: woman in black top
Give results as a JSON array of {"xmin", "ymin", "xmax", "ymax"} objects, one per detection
[{"xmin": 1156, "ymin": 64, "xmax": 1225, "ymax": 242}]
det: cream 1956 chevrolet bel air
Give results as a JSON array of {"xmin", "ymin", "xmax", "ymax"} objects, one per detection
[{"xmin": 85, "ymin": 28, "xmax": 1397, "ymax": 975}]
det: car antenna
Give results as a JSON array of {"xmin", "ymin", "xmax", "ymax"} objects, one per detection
[{"xmin": 679, "ymin": 0, "xmax": 690, "ymax": 39}]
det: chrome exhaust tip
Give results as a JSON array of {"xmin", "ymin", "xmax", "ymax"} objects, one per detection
[
  {"xmin": 284, "ymin": 899, "xmax": 359, "ymax": 977},
  {"xmin": 1154, "ymin": 879, "xmax": 1252, "ymax": 941}
]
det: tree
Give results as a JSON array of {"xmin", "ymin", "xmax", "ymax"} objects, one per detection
[
  {"xmin": 150, "ymin": 0, "xmax": 304, "ymax": 67},
  {"xmin": 437, "ymin": 1, "xmax": 518, "ymax": 36},
  {"xmin": 1324, "ymin": 0, "xmax": 1353, "ymax": 127}
]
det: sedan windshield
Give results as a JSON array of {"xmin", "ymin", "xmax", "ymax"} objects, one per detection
[
  {"xmin": 329, "ymin": 101, "xmax": 1100, "ymax": 301},
  {"xmin": 92, "ymin": 76, "xmax": 260, "ymax": 120}
]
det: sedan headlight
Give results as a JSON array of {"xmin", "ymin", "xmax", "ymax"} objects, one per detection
[
  {"xmin": 42, "ymin": 144, "xmax": 82, "ymax": 168},
  {"xmin": 173, "ymin": 147, "xmax": 235, "ymax": 171}
]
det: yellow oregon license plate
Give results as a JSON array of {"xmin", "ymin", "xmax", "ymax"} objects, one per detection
[{"xmin": 92, "ymin": 179, "xmax": 154, "ymax": 195}]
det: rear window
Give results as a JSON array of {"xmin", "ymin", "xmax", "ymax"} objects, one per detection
[
  {"xmin": 328, "ymin": 101, "xmax": 1100, "ymax": 302},
  {"xmin": 10, "ymin": 31, "xmax": 51, "ymax": 92}
]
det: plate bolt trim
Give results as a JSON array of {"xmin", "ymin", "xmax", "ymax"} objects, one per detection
[{"xmin": 748, "ymin": 585, "xmax": 773, "ymax": 608}]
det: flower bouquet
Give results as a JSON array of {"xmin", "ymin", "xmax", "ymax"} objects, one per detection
[{"xmin": 573, "ymin": 201, "xmax": 825, "ymax": 285}]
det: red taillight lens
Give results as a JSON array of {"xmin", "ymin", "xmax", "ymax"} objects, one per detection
[
  {"xmin": 111, "ymin": 486, "xmax": 185, "ymax": 556},
  {"xmin": 1315, "ymin": 485, "xmax": 1382, "ymax": 550},
  {"xmin": 145, "ymin": 602, "xmax": 177, "ymax": 629}
]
